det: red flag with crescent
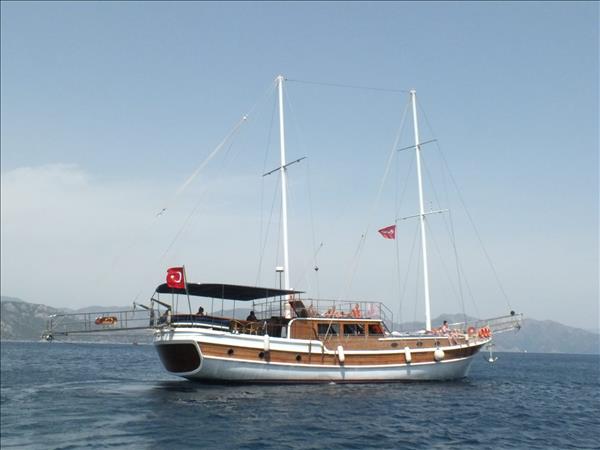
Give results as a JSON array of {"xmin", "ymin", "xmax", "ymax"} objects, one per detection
[
  {"xmin": 166, "ymin": 267, "xmax": 185, "ymax": 289},
  {"xmin": 378, "ymin": 225, "xmax": 396, "ymax": 240}
]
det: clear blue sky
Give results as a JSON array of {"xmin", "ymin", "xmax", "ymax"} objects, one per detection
[{"xmin": 1, "ymin": 2, "xmax": 598, "ymax": 330}]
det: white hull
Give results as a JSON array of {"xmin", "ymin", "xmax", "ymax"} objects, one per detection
[
  {"xmin": 154, "ymin": 327, "xmax": 482, "ymax": 383},
  {"xmin": 183, "ymin": 353, "xmax": 475, "ymax": 383}
]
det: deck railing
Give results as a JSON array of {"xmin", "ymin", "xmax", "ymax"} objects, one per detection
[
  {"xmin": 448, "ymin": 313, "xmax": 523, "ymax": 335},
  {"xmin": 253, "ymin": 297, "xmax": 393, "ymax": 325},
  {"xmin": 42, "ymin": 308, "xmax": 157, "ymax": 341}
]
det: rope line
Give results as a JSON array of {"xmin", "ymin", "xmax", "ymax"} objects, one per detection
[
  {"xmin": 256, "ymin": 90, "xmax": 278, "ymax": 285},
  {"xmin": 397, "ymin": 220, "xmax": 420, "ymax": 330},
  {"xmin": 286, "ymin": 78, "xmax": 409, "ymax": 94},
  {"xmin": 419, "ymin": 153, "xmax": 468, "ymax": 320},
  {"xmin": 285, "ymin": 86, "xmax": 322, "ymax": 297},
  {"xmin": 419, "ymin": 103, "xmax": 513, "ymax": 312},
  {"xmin": 342, "ymin": 99, "xmax": 411, "ymax": 299}
]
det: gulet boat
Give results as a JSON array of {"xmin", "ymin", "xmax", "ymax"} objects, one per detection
[{"xmin": 150, "ymin": 75, "xmax": 522, "ymax": 383}]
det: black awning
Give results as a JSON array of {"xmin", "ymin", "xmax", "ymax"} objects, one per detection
[{"xmin": 154, "ymin": 283, "xmax": 302, "ymax": 301}]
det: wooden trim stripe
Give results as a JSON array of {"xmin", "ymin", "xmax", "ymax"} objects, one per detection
[{"xmin": 198, "ymin": 342, "xmax": 482, "ymax": 367}]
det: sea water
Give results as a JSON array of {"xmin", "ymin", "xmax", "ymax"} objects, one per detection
[{"xmin": 1, "ymin": 341, "xmax": 599, "ymax": 449}]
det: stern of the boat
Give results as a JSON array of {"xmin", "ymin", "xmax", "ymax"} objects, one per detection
[{"xmin": 155, "ymin": 341, "xmax": 202, "ymax": 375}]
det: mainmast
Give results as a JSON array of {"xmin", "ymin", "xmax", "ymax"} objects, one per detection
[
  {"xmin": 410, "ymin": 90, "xmax": 432, "ymax": 332},
  {"xmin": 277, "ymin": 75, "xmax": 291, "ymax": 292}
]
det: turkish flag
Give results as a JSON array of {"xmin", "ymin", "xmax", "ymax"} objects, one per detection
[
  {"xmin": 166, "ymin": 267, "xmax": 185, "ymax": 289},
  {"xmin": 378, "ymin": 225, "xmax": 396, "ymax": 240}
]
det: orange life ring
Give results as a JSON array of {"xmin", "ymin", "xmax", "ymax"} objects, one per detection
[
  {"xmin": 95, "ymin": 316, "xmax": 117, "ymax": 325},
  {"xmin": 479, "ymin": 327, "xmax": 491, "ymax": 338}
]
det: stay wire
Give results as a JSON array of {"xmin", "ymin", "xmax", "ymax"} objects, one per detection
[
  {"xmin": 397, "ymin": 220, "xmax": 420, "ymax": 331},
  {"xmin": 104, "ymin": 114, "xmax": 248, "ymax": 305},
  {"xmin": 420, "ymin": 154, "xmax": 468, "ymax": 321},
  {"xmin": 342, "ymin": 98, "xmax": 411, "ymax": 299},
  {"xmin": 418, "ymin": 103, "xmax": 513, "ymax": 312},
  {"xmin": 423, "ymin": 219, "xmax": 464, "ymax": 311},
  {"xmin": 286, "ymin": 78, "xmax": 409, "ymax": 94},
  {"xmin": 285, "ymin": 87, "xmax": 322, "ymax": 297},
  {"xmin": 256, "ymin": 89, "xmax": 278, "ymax": 285},
  {"xmin": 413, "ymin": 231, "xmax": 422, "ymax": 325},
  {"xmin": 393, "ymin": 137, "xmax": 416, "ymax": 328},
  {"xmin": 132, "ymin": 80, "xmax": 277, "ymax": 306},
  {"xmin": 256, "ymin": 178, "xmax": 281, "ymax": 286}
]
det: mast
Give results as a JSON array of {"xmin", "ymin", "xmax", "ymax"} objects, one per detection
[
  {"xmin": 277, "ymin": 75, "xmax": 291, "ymax": 292},
  {"xmin": 410, "ymin": 90, "xmax": 432, "ymax": 331}
]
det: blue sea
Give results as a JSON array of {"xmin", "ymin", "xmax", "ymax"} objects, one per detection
[{"xmin": 1, "ymin": 341, "xmax": 599, "ymax": 449}]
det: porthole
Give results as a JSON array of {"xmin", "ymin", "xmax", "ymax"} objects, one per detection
[
  {"xmin": 417, "ymin": 340, "xmax": 423, "ymax": 347},
  {"xmin": 227, "ymin": 348, "xmax": 234, "ymax": 356},
  {"xmin": 434, "ymin": 340, "xmax": 440, "ymax": 346},
  {"xmin": 391, "ymin": 342, "xmax": 398, "ymax": 348},
  {"xmin": 296, "ymin": 354, "xmax": 302, "ymax": 362},
  {"xmin": 258, "ymin": 351, "xmax": 265, "ymax": 359}
]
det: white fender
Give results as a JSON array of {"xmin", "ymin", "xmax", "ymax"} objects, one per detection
[
  {"xmin": 404, "ymin": 346, "xmax": 412, "ymax": 364},
  {"xmin": 263, "ymin": 334, "xmax": 270, "ymax": 352},
  {"xmin": 434, "ymin": 348, "xmax": 445, "ymax": 362},
  {"xmin": 337, "ymin": 345, "xmax": 345, "ymax": 363}
]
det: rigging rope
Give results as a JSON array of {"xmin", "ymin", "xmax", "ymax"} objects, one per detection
[
  {"xmin": 286, "ymin": 78, "xmax": 409, "ymax": 94},
  {"xmin": 394, "ymin": 154, "xmax": 414, "ymax": 326},
  {"xmin": 285, "ymin": 88, "xmax": 322, "ymax": 297},
  {"xmin": 256, "ymin": 89, "xmax": 278, "ymax": 286},
  {"xmin": 341, "ymin": 99, "xmax": 411, "ymax": 299},
  {"xmin": 418, "ymin": 103, "xmax": 513, "ymax": 312},
  {"xmin": 397, "ymin": 220, "xmax": 420, "ymax": 331},
  {"xmin": 161, "ymin": 115, "xmax": 247, "ymax": 214},
  {"xmin": 419, "ymin": 153, "xmax": 468, "ymax": 322},
  {"xmin": 124, "ymin": 80, "xmax": 277, "ymax": 305}
]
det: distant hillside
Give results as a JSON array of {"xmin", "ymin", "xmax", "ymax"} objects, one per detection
[
  {"xmin": 394, "ymin": 313, "xmax": 599, "ymax": 355},
  {"xmin": 0, "ymin": 296, "xmax": 25, "ymax": 303},
  {"xmin": 1, "ymin": 296, "xmax": 598, "ymax": 354},
  {"xmin": 1, "ymin": 297, "xmax": 64, "ymax": 340},
  {"xmin": 492, "ymin": 319, "xmax": 600, "ymax": 354}
]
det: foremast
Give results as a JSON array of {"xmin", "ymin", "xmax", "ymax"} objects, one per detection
[
  {"xmin": 277, "ymin": 75, "xmax": 292, "ymax": 318},
  {"xmin": 410, "ymin": 90, "xmax": 432, "ymax": 332}
]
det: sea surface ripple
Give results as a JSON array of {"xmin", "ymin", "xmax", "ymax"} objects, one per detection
[{"xmin": 1, "ymin": 342, "xmax": 599, "ymax": 449}]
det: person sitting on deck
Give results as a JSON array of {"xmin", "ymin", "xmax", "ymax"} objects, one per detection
[
  {"xmin": 158, "ymin": 309, "xmax": 170, "ymax": 325},
  {"xmin": 324, "ymin": 306, "xmax": 336, "ymax": 318},
  {"xmin": 440, "ymin": 320, "xmax": 449, "ymax": 334},
  {"xmin": 246, "ymin": 311, "xmax": 258, "ymax": 322},
  {"xmin": 350, "ymin": 304, "xmax": 362, "ymax": 319},
  {"xmin": 431, "ymin": 320, "xmax": 448, "ymax": 335},
  {"xmin": 437, "ymin": 320, "xmax": 458, "ymax": 345},
  {"xmin": 197, "ymin": 306, "xmax": 205, "ymax": 316},
  {"xmin": 307, "ymin": 304, "xmax": 318, "ymax": 317}
]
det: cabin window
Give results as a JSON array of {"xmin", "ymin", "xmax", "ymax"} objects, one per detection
[
  {"xmin": 343, "ymin": 324, "xmax": 365, "ymax": 336},
  {"xmin": 317, "ymin": 323, "xmax": 339, "ymax": 336},
  {"xmin": 368, "ymin": 324, "xmax": 384, "ymax": 336}
]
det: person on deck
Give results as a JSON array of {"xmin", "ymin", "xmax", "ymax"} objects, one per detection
[
  {"xmin": 246, "ymin": 311, "xmax": 258, "ymax": 322},
  {"xmin": 441, "ymin": 320, "xmax": 449, "ymax": 334},
  {"xmin": 324, "ymin": 306, "xmax": 336, "ymax": 318},
  {"xmin": 197, "ymin": 306, "xmax": 205, "ymax": 316},
  {"xmin": 351, "ymin": 304, "xmax": 362, "ymax": 319},
  {"xmin": 158, "ymin": 309, "xmax": 170, "ymax": 325}
]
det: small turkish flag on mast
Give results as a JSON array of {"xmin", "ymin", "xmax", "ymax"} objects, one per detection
[
  {"xmin": 166, "ymin": 267, "xmax": 186, "ymax": 289},
  {"xmin": 378, "ymin": 225, "xmax": 396, "ymax": 240}
]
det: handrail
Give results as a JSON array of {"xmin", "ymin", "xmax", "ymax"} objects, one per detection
[{"xmin": 448, "ymin": 313, "xmax": 523, "ymax": 335}]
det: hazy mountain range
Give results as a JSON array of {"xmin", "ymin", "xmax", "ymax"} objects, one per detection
[{"xmin": 1, "ymin": 296, "xmax": 598, "ymax": 354}]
